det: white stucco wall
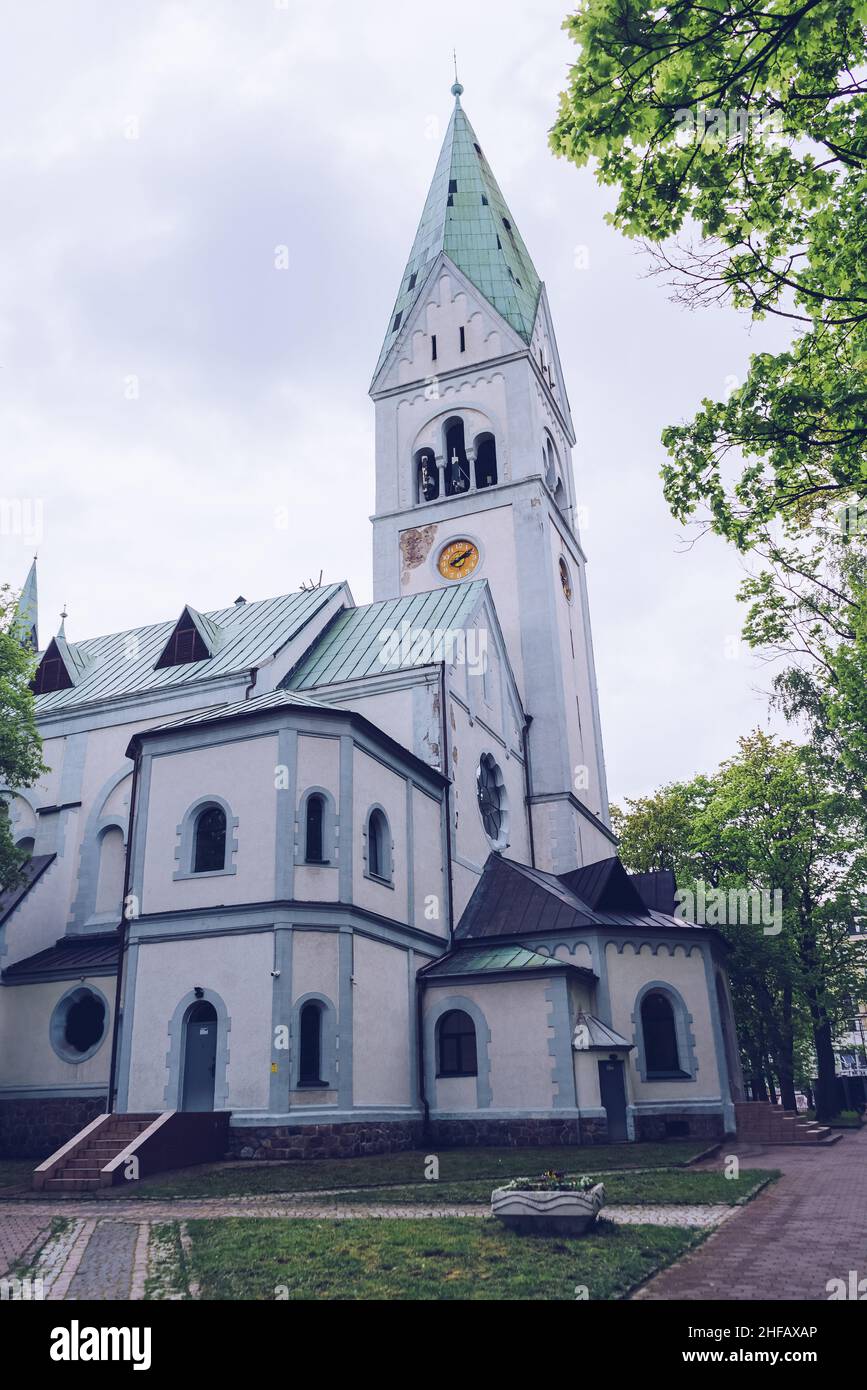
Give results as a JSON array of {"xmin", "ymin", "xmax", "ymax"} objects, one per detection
[
  {"xmin": 606, "ymin": 942, "xmax": 722, "ymax": 1102},
  {"xmin": 125, "ymin": 932, "xmax": 272, "ymax": 1112},
  {"xmin": 352, "ymin": 935, "xmax": 411, "ymax": 1106},
  {"xmin": 0, "ymin": 977, "xmax": 113, "ymax": 1091}
]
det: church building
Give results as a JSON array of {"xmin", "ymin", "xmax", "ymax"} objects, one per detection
[{"xmin": 0, "ymin": 84, "xmax": 743, "ymax": 1173}]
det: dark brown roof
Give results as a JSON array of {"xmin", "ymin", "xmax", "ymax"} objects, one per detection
[
  {"xmin": 0, "ymin": 854, "xmax": 56, "ymax": 925},
  {"xmin": 560, "ymin": 858, "xmax": 649, "ymax": 916},
  {"xmin": 629, "ymin": 870, "xmax": 678, "ymax": 916},
  {"xmin": 456, "ymin": 854, "xmax": 707, "ymax": 942},
  {"xmin": 2, "ymin": 932, "xmax": 119, "ymax": 984}
]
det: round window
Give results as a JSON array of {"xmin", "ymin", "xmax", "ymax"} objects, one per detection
[
  {"xmin": 477, "ymin": 754, "xmax": 509, "ymax": 850},
  {"xmin": 50, "ymin": 987, "xmax": 108, "ymax": 1063}
]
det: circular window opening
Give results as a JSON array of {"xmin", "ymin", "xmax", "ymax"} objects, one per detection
[
  {"xmin": 477, "ymin": 753, "xmax": 509, "ymax": 851},
  {"xmin": 50, "ymin": 987, "xmax": 107, "ymax": 1063},
  {"xmin": 559, "ymin": 557, "xmax": 573, "ymax": 603}
]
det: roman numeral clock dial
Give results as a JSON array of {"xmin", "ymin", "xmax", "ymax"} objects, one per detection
[{"xmin": 437, "ymin": 539, "xmax": 480, "ymax": 581}]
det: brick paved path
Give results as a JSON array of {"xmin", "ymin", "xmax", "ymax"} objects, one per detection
[
  {"xmin": 634, "ymin": 1128, "xmax": 867, "ymax": 1301},
  {"xmin": 0, "ymin": 1212, "xmax": 50, "ymax": 1279}
]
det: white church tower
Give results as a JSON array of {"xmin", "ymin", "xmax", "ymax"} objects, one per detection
[{"xmin": 370, "ymin": 82, "xmax": 613, "ymax": 871}]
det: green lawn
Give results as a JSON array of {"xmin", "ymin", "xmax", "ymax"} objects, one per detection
[
  {"xmin": 121, "ymin": 1140, "xmax": 708, "ymax": 1199},
  {"xmin": 177, "ymin": 1216, "xmax": 703, "ymax": 1300},
  {"xmin": 304, "ymin": 1167, "xmax": 777, "ymax": 1208}
]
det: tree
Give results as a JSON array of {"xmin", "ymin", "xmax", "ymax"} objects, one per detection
[
  {"xmin": 551, "ymin": 1, "xmax": 867, "ymax": 696},
  {"xmin": 614, "ymin": 733, "xmax": 864, "ymax": 1118},
  {"xmin": 0, "ymin": 584, "xmax": 47, "ymax": 893}
]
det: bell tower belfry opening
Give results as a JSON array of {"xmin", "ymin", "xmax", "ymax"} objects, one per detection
[{"xmin": 369, "ymin": 82, "xmax": 614, "ymax": 871}]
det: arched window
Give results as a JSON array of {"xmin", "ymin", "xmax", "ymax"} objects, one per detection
[
  {"xmin": 416, "ymin": 448, "xmax": 439, "ymax": 502},
  {"xmin": 366, "ymin": 808, "xmax": 391, "ymax": 882},
  {"xmin": 299, "ymin": 1001, "xmax": 324, "ymax": 1086},
  {"xmin": 474, "ymin": 432, "xmax": 497, "ymax": 489},
  {"xmin": 305, "ymin": 795, "xmax": 324, "ymax": 863},
  {"xmin": 444, "ymin": 419, "xmax": 470, "ymax": 496},
  {"xmin": 16, "ymin": 836, "xmax": 35, "ymax": 859},
  {"xmin": 95, "ymin": 826, "xmax": 125, "ymax": 915},
  {"xmin": 437, "ymin": 1009, "xmax": 478, "ymax": 1077},
  {"xmin": 193, "ymin": 805, "xmax": 227, "ymax": 873},
  {"xmin": 641, "ymin": 991, "xmax": 683, "ymax": 1076}
]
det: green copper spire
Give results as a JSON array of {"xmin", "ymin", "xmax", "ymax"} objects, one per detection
[
  {"xmin": 372, "ymin": 89, "xmax": 542, "ymax": 382},
  {"xmin": 15, "ymin": 557, "xmax": 38, "ymax": 651}
]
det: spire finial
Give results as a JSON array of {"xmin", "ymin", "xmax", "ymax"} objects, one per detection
[
  {"xmin": 58, "ymin": 604, "xmax": 68, "ymax": 637},
  {"xmin": 451, "ymin": 49, "xmax": 463, "ymax": 101}
]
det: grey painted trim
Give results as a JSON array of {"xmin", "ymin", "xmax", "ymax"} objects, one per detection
[
  {"xmin": 338, "ymin": 736, "xmax": 354, "ymax": 904},
  {"xmin": 428, "ymin": 1107, "xmax": 582, "ymax": 1121},
  {"xmin": 407, "ymin": 947, "xmax": 420, "ymax": 1107},
  {"xmin": 362, "ymin": 802, "xmax": 394, "ymax": 886},
  {"xmin": 173, "ymin": 794, "xmax": 239, "ymax": 881},
  {"xmin": 0, "ymin": 1084, "xmax": 108, "ymax": 1099},
  {"xmin": 405, "ymin": 779, "xmax": 414, "ymax": 926},
  {"xmin": 608, "ymin": 936, "xmax": 706, "ymax": 955},
  {"xmin": 68, "ymin": 764, "xmax": 132, "ymax": 931},
  {"xmin": 269, "ymin": 927, "xmax": 293, "ymax": 1110},
  {"xmin": 49, "ymin": 983, "xmax": 111, "ymax": 1065},
  {"xmin": 702, "ymin": 943, "xmax": 737, "ymax": 1132},
  {"xmin": 589, "ymin": 935, "xmax": 611, "ymax": 1024},
  {"xmin": 632, "ymin": 980, "xmax": 699, "ymax": 1083},
  {"xmin": 292, "ymin": 991, "xmax": 337, "ymax": 1089},
  {"xmin": 424, "ymin": 993, "xmax": 492, "ymax": 1109},
  {"xmin": 164, "ymin": 988, "xmax": 231, "ymax": 1110},
  {"xmin": 545, "ymin": 976, "xmax": 577, "ymax": 1109},
  {"xmin": 296, "ymin": 785, "xmax": 337, "ymax": 867},
  {"xmin": 275, "ymin": 727, "xmax": 298, "ymax": 900},
  {"xmin": 114, "ymin": 940, "xmax": 139, "ymax": 1112},
  {"xmin": 229, "ymin": 1107, "xmax": 423, "ymax": 1126},
  {"xmin": 128, "ymin": 751, "xmax": 152, "ymax": 908},
  {"xmin": 630, "ymin": 1099, "xmax": 724, "ymax": 1114},
  {"xmin": 127, "ymin": 900, "xmax": 448, "ymax": 953},
  {"xmin": 337, "ymin": 929, "xmax": 354, "ymax": 1107}
]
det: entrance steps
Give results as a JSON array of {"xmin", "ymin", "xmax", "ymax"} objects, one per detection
[
  {"xmin": 33, "ymin": 1110, "xmax": 231, "ymax": 1192},
  {"xmin": 735, "ymin": 1101, "xmax": 839, "ymax": 1146}
]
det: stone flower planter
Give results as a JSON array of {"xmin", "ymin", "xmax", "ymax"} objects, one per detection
[{"xmin": 491, "ymin": 1182, "xmax": 606, "ymax": 1236}]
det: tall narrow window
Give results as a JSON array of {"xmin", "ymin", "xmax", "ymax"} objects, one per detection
[
  {"xmin": 431, "ymin": 334, "xmax": 437, "ymax": 361},
  {"xmin": 416, "ymin": 449, "xmax": 438, "ymax": 502},
  {"xmin": 193, "ymin": 806, "xmax": 227, "ymax": 873},
  {"xmin": 641, "ymin": 992, "xmax": 683, "ymax": 1076},
  {"xmin": 305, "ymin": 795, "xmax": 324, "ymax": 863},
  {"xmin": 367, "ymin": 808, "xmax": 391, "ymax": 882},
  {"xmin": 444, "ymin": 419, "xmax": 470, "ymax": 495},
  {"xmin": 298, "ymin": 1002, "xmax": 324, "ymax": 1086},
  {"xmin": 437, "ymin": 1010, "xmax": 477, "ymax": 1077},
  {"xmin": 459, "ymin": 325, "xmax": 466, "ymax": 352},
  {"xmin": 474, "ymin": 434, "xmax": 497, "ymax": 489}
]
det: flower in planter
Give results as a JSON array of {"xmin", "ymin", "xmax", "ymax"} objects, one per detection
[{"xmin": 500, "ymin": 1171, "xmax": 600, "ymax": 1194}]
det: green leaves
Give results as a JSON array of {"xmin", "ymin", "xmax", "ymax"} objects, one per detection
[{"xmin": 0, "ymin": 584, "xmax": 47, "ymax": 894}]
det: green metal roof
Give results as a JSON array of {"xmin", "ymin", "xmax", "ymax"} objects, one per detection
[
  {"xmin": 286, "ymin": 581, "xmax": 487, "ymax": 690},
  {"xmin": 421, "ymin": 944, "xmax": 575, "ymax": 978},
  {"xmin": 34, "ymin": 586, "xmax": 344, "ymax": 715},
  {"xmin": 372, "ymin": 94, "xmax": 542, "ymax": 382},
  {"xmin": 15, "ymin": 558, "xmax": 38, "ymax": 651},
  {"xmin": 152, "ymin": 687, "xmax": 336, "ymax": 734}
]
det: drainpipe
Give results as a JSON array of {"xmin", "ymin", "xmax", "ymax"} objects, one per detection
[
  {"xmin": 522, "ymin": 715, "xmax": 537, "ymax": 869},
  {"xmin": 106, "ymin": 745, "xmax": 141, "ymax": 1116}
]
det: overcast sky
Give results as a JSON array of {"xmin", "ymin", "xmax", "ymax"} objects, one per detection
[{"xmin": 1, "ymin": 0, "xmax": 791, "ymax": 804}]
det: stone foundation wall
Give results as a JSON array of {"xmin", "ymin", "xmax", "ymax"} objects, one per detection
[
  {"xmin": 0, "ymin": 1096, "xmax": 108, "ymax": 1160},
  {"xmin": 421, "ymin": 1116, "xmax": 588, "ymax": 1148},
  {"xmin": 632, "ymin": 1110, "xmax": 725, "ymax": 1143},
  {"xmin": 227, "ymin": 1119, "xmax": 425, "ymax": 1161}
]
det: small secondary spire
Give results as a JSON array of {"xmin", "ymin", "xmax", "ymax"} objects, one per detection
[{"xmin": 451, "ymin": 48, "xmax": 463, "ymax": 100}]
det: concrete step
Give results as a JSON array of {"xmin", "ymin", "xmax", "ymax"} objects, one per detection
[{"xmin": 44, "ymin": 1177, "xmax": 100, "ymax": 1192}]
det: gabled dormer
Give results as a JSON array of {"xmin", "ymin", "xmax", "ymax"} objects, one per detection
[
  {"xmin": 155, "ymin": 605, "xmax": 223, "ymax": 669},
  {"xmin": 32, "ymin": 624, "xmax": 93, "ymax": 695}
]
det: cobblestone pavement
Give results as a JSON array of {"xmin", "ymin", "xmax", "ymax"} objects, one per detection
[
  {"xmin": 0, "ymin": 1213, "xmax": 50, "ymax": 1279},
  {"xmin": 2, "ymin": 1132, "xmax": 859, "ymax": 1300},
  {"xmin": 633, "ymin": 1128, "xmax": 867, "ymax": 1301}
]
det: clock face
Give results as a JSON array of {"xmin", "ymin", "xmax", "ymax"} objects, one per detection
[{"xmin": 438, "ymin": 539, "xmax": 480, "ymax": 581}]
